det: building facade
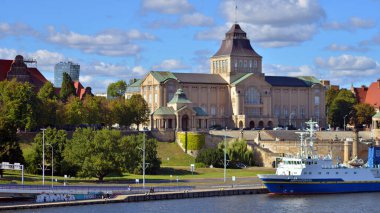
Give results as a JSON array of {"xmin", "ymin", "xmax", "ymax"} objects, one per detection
[
  {"xmin": 126, "ymin": 24, "xmax": 326, "ymax": 131},
  {"xmin": 54, "ymin": 61, "xmax": 80, "ymax": 87},
  {"xmin": 351, "ymin": 80, "xmax": 380, "ymax": 112}
]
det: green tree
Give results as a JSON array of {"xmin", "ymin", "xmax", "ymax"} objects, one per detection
[
  {"xmin": 82, "ymin": 96, "xmax": 104, "ymax": 125},
  {"xmin": 0, "ymin": 110, "xmax": 24, "ymax": 177},
  {"xmin": 109, "ymin": 99, "xmax": 132, "ymax": 127},
  {"xmin": 127, "ymin": 94, "xmax": 149, "ymax": 130},
  {"xmin": 25, "ymin": 128, "xmax": 67, "ymax": 175},
  {"xmin": 64, "ymin": 128, "xmax": 129, "ymax": 181},
  {"xmin": 195, "ymin": 148, "xmax": 224, "ymax": 168},
  {"xmin": 107, "ymin": 80, "xmax": 127, "ymax": 99},
  {"xmin": 37, "ymin": 82, "xmax": 58, "ymax": 127},
  {"xmin": 64, "ymin": 96, "xmax": 84, "ymax": 126},
  {"xmin": 0, "ymin": 79, "xmax": 38, "ymax": 130},
  {"xmin": 353, "ymin": 103, "xmax": 376, "ymax": 128},
  {"xmin": 60, "ymin": 72, "xmax": 76, "ymax": 102},
  {"xmin": 328, "ymin": 89, "xmax": 357, "ymax": 128}
]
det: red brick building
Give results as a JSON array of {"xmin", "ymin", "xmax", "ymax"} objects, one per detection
[{"xmin": 351, "ymin": 80, "xmax": 380, "ymax": 112}]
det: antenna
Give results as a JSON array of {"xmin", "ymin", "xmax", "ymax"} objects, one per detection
[{"xmin": 234, "ymin": 0, "xmax": 238, "ymax": 24}]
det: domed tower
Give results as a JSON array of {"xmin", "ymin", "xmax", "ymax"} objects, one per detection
[{"xmin": 210, "ymin": 24, "xmax": 262, "ymax": 83}]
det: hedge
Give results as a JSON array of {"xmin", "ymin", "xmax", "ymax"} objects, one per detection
[{"xmin": 177, "ymin": 132, "xmax": 205, "ymax": 150}]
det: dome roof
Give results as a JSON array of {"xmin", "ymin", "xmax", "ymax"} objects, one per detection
[{"xmin": 213, "ymin": 24, "xmax": 261, "ymax": 58}]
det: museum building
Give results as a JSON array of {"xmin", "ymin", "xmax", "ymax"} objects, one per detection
[{"xmin": 126, "ymin": 24, "xmax": 326, "ymax": 131}]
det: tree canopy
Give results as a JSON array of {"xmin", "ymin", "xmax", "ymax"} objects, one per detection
[
  {"xmin": 127, "ymin": 94, "xmax": 150, "ymax": 129},
  {"xmin": 60, "ymin": 73, "xmax": 76, "ymax": 102},
  {"xmin": 327, "ymin": 89, "xmax": 357, "ymax": 128},
  {"xmin": 107, "ymin": 80, "xmax": 127, "ymax": 99}
]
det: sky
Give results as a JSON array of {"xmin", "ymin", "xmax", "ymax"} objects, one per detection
[{"xmin": 1, "ymin": 0, "xmax": 380, "ymax": 93}]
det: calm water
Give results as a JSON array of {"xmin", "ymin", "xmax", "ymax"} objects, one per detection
[{"xmin": 6, "ymin": 193, "xmax": 380, "ymax": 213}]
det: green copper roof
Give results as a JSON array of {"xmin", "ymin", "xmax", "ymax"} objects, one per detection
[
  {"xmin": 153, "ymin": 107, "xmax": 175, "ymax": 116},
  {"xmin": 297, "ymin": 76, "xmax": 321, "ymax": 86},
  {"xmin": 168, "ymin": 88, "xmax": 192, "ymax": 104},
  {"xmin": 193, "ymin": 107, "xmax": 208, "ymax": 116},
  {"xmin": 150, "ymin": 71, "xmax": 177, "ymax": 83},
  {"xmin": 231, "ymin": 73, "xmax": 254, "ymax": 86},
  {"xmin": 373, "ymin": 112, "xmax": 380, "ymax": 118},
  {"xmin": 129, "ymin": 79, "xmax": 142, "ymax": 87}
]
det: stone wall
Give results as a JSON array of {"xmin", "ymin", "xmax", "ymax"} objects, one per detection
[{"xmin": 151, "ymin": 130, "xmax": 175, "ymax": 142}]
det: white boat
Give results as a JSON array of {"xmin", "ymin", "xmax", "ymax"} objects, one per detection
[{"xmin": 258, "ymin": 120, "xmax": 380, "ymax": 194}]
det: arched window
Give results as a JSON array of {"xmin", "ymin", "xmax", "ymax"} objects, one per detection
[{"xmin": 245, "ymin": 87, "xmax": 261, "ymax": 104}]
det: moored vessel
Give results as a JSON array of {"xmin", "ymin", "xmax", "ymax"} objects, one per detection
[{"xmin": 258, "ymin": 120, "xmax": 380, "ymax": 194}]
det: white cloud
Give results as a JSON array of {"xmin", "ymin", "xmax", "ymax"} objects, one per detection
[
  {"xmin": 196, "ymin": 0, "xmax": 325, "ymax": 47},
  {"xmin": 132, "ymin": 66, "xmax": 148, "ymax": 75},
  {"xmin": 323, "ymin": 17, "xmax": 375, "ymax": 31},
  {"xmin": 153, "ymin": 59, "xmax": 189, "ymax": 70},
  {"xmin": 79, "ymin": 75, "xmax": 93, "ymax": 84},
  {"xmin": 222, "ymin": 0, "xmax": 325, "ymax": 27},
  {"xmin": 264, "ymin": 64, "xmax": 318, "ymax": 77},
  {"xmin": 314, "ymin": 55, "xmax": 380, "ymax": 86},
  {"xmin": 0, "ymin": 22, "xmax": 38, "ymax": 38},
  {"xmin": 46, "ymin": 27, "xmax": 156, "ymax": 56},
  {"xmin": 142, "ymin": 0, "xmax": 194, "ymax": 14},
  {"xmin": 179, "ymin": 13, "xmax": 214, "ymax": 27},
  {"xmin": 0, "ymin": 48, "xmax": 65, "ymax": 72},
  {"xmin": 325, "ymin": 43, "xmax": 368, "ymax": 52}
]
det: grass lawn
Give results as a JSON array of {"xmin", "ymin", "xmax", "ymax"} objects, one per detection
[{"xmin": 157, "ymin": 141, "xmax": 195, "ymax": 166}]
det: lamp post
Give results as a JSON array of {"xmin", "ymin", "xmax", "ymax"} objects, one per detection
[
  {"xmin": 47, "ymin": 144, "xmax": 54, "ymax": 188},
  {"xmin": 41, "ymin": 128, "xmax": 46, "ymax": 186},
  {"xmin": 224, "ymin": 126, "xmax": 227, "ymax": 183},
  {"xmin": 344, "ymin": 114, "xmax": 348, "ymax": 131},
  {"xmin": 143, "ymin": 128, "xmax": 146, "ymax": 189}
]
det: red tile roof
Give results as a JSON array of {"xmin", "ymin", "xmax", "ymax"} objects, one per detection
[
  {"xmin": 0, "ymin": 59, "xmax": 48, "ymax": 89},
  {"xmin": 353, "ymin": 86, "xmax": 368, "ymax": 103},
  {"xmin": 0, "ymin": 59, "xmax": 13, "ymax": 81},
  {"xmin": 73, "ymin": 81, "xmax": 86, "ymax": 99},
  {"xmin": 365, "ymin": 81, "xmax": 380, "ymax": 109}
]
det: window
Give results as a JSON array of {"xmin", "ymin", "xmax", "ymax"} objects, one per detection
[
  {"xmin": 154, "ymin": 94, "xmax": 158, "ymax": 103},
  {"xmin": 326, "ymin": 172, "xmax": 329, "ymax": 174},
  {"xmin": 249, "ymin": 60, "xmax": 252, "ymax": 68},
  {"xmin": 149, "ymin": 94, "xmax": 152, "ymax": 103},
  {"xmin": 245, "ymin": 87, "xmax": 261, "ymax": 104},
  {"xmin": 168, "ymin": 92, "xmax": 174, "ymax": 101},
  {"xmin": 234, "ymin": 60, "xmax": 238, "ymax": 68},
  {"xmin": 244, "ymin": 60, "xmax": 247, "ymax": 68},
  {"xmin": 314, "ymin": 96, "xmax": 320, "ymax": 106},
  {"xmin": 148, "ymin": 86, "xmax": 152, "ymax": 91},
  {"xmin": 274, "ymin": 105, "xmax": 280, "ymax": 118},
  {"xmin": 283, "ymin": 106, "xmax": 288, "ymax": 117},
  {"xmin": 300, "ymin": 106, "xmax": 305, "ymax": 118},
  {"xmin": 143, "ymin": 94, "xmax": 147, "ymax": 101},
  {"xmin": 239, "ymin": 60, "xmax": 243, "ymax": 67},
  {"xmin": 155, "ymin": 86, "xmax": 158, "ymax": 91},
  {"xmin": 254, "ymin": 60, "xmax": 258, "ymax": 68},
  {"xmin": 211, "ymin": 105, "xmax": 216, "ymax": 116}
]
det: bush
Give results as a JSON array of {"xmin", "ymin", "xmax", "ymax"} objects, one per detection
[
  {"xmin": 177, "ymin": 132, "xmax": 205, "ymax": 150},
  {"xmin": 195, "ymin": 148, "xmax": 224, "ymax": 168}
]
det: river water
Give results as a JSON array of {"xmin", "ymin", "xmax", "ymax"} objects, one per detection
[{"xmin": 5, "ymin": 192, "xmax": 380, "ymax": 213}]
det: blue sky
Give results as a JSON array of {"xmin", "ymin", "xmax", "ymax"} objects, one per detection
[{"xmin": 1, "ymin": 0, "xmax": 380, "ymax": 93}]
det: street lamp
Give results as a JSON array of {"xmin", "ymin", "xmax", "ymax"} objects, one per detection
[
  {"xmin": 47, "ymin": 144, "xmax": 54, "ymax": 188},
  {"xmin": 224, "ymin": 126, "xmax": 227, "ymax": 183},
  {"xmin": 40, "ymin": 128, "xmax": 46, "ymax": 186},
  {"xmin": 138, "ymin": 127, "xmax": 149, "ymax": 189},
  {"xmin": 344, "ymin": 114, "xmax": 348, "ymax": 131}
]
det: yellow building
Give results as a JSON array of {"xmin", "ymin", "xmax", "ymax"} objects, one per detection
[{"xmin": 126, "ymin": 24, "xmax": 326, "ymax": 131}]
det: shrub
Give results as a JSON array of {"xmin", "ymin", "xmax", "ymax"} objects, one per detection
[
  {"xmin": 195, "ymin": 148, "xmax": 224, "ymax": 168},
  {"xmin": 177, "ymin": 132, "xmax": 205, "ymax": 150}
]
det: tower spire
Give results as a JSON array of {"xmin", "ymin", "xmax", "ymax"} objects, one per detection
[{"xmin": 234, "ymin": 0, "xmax": 238, "ymax": 24}]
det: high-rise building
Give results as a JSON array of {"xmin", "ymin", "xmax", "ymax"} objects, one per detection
[{"xmin": 54, "ymin": 61, "xmax": 80, "ymax": 87}]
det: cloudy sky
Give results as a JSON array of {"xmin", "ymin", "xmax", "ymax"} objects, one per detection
[{"xmin": 1, "ymin": 0, "xmax": 380, "ymax": 92}]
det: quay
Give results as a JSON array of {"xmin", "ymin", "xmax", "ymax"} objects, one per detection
[{"xmin": 0, "ymin": 187, "xmax": 268, "ymax": 211}]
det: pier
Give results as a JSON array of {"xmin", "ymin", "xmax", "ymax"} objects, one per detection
[{"xmin": 0, "ymin": 187, "xmax": 268, "ymax": 211}]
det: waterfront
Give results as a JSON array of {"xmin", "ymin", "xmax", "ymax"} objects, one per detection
[{"xmin": 4, "ymin": 192, "xmax": 380, "ymax": 213}]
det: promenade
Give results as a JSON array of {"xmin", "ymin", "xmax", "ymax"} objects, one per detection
[{"xmin": 0, "ymin": 186, "xmax": 268, "ymax": 211}]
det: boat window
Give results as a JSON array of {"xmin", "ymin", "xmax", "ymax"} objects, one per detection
[
  {"xmin": 336, "ymin": 172, "xmax": 339, "ymax": 174},
  {"xmin": 314, "ymin": 162, "xmax": 317, "ymax": 164},
  {"xmin": 318, "ymin": 172, "xmax": 321, "ymax": 175},
  {"xmin": 302, "ymin": 160, "xmax": 305, "ymax": 164},
  {"xmin": 326, "ymin": 172, "xmax": 329, "ymax": 174},
  {"xmin": 345, "ymin": 172, "xmax": 348, "ymax": 174},
  {"xmin": 304, "ymin": 172, "xmax": 307, "ymax": 175},
  {"xmin": 354, "ymin": 172, "xmax": 357, "ymax": 174},
  {"xmin": 309, "ymin": 172, "xmax": 312, "ymax": 175}
]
